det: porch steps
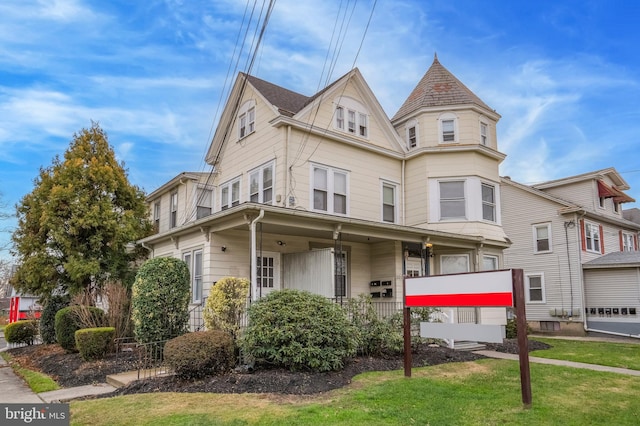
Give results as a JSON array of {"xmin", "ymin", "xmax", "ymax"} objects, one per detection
[
  {"xmin": 106, "ymin": 368, "xmax": 173, "ymax": 388},
  {"xmin": 453, "ymin": 341, "xmax": 486, "ymax": 352}
]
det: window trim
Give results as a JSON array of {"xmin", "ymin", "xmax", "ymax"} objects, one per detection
[
  {"xmin": 311, "ymin": 164, "xmax": 349, "ymax": 215},
  {"xmin": 481, "ymin": 182, "xmax": 496, "ymax": 222},
  {"xmin": 220, "ymin": 177, "xmax": 241, "ymax": 210},
  {"xmin": 438, "ymin": 180, "xmax": 466, "ymax": 220},
  {"xmin": 238, "ymin": 100, "xmax": 256, "ymax": 140},
  {"xmin": 525, "ymin": 273, "xmax": 546, "ymax": 304},
  {"xmin": 440, "ymin": 254, "xmax": 471, "ymax": 274},
  {"xmin": 153, "ymin": 201, "xmax": 161, "ymax": 232},
  {"xmin": 333, "ymin": 97, "xmax": 369, "ymax": 139},
  {"xmin": 249, "ymin": 161, "xmax": 275, "ymax": 205},
  {"xmin": 183, "ymin": 249, "xmax": 203, "ymax": 304},
  {"xmin": 480, "ymin": 121, "xmax": 488, "ymax": 146},
  {"xmin": 170, "ymin": 191, "xmax": 178, "ymax": 228},
  {"xmin": 622, "ymin": 231, "xmax": 636, "ymax": 252},
  {"xmin": 381, "ymin": 181, "xmax": 397, "ymax": 223},
  {"xmin": 583, "ymin": 220, "xmax": 602, "ymax": 254},
  {"xmin": 195, "ymin": 186, "xmax": 214, "ymax": 220},
  {"xmin": 533, "ymin": 223, "xmax": 552, "ymax": 254},
  {"xmin": 438, "ymin": 113, "xmax": 458, "ymax": 143},
  {"xmin": 406, "ymin": 119, "xmax": 418, "ymax": 149}
]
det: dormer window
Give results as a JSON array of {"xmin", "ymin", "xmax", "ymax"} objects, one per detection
[
  {"xmin": 238, "ymin": 100, "xmax": 256, "ymax": 139},
  {"xmin": 333, "ymin": 96, "xmax": 368, "ymax": 139},
  {"xmin": 439, "ymin": 113, "xmax": 458, "ymax": 143}
]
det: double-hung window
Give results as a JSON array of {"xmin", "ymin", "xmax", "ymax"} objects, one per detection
[
  {"xmin": 153, "ymin": 201, "xmax": 161, "ymax": 232},
  {"xmin": 382, "ymin": 182, "xmax": 396, "ymax": 223},
  {"xmin": 584, "ymin": 221, "xmax": 602, "ymax": 253},
  {"xmin": 183, "ymin": 249, "xmax": 203, "ymax": 304},
  {"xmin": 196, "ymin": 187, "xmax": 213, "ymax": 219},
  {"xmin": 622, "ymin": 232, "xmax": 635, "ymax": 252},
  {"xmin": 481, "ymin": 183, "xmax": 496, "ymax": 222},
  {"xmin": 239, "ymin": 107, "xmax": 255, "ymax": 139},
  {"xmin": 334, "ymin": 98, "xmax": 368, "ymax": 139},
  {"xmin": 170, "ymin": 191, "xmax": 178, "ymax": 228},
  {"xmin": 442, "ymin": 120, "xmax": 455, "ymax": 142},
  {"xmin": 249, "ymin": 162, "xmax": 274, "ymax": 204},
  {"xmin": 533, "ymin": 223, "xmax": 552, "ymax": 253},
  {"xmin": 312, "ymin": 165, "xmax": 348, "ymax": 215},
  {"xmin": 480, "ymin": 122, "xmax": 488, "ymax": 145},
  {"xmin": 439, "ymin": 180, "xmax": 466, "ymax": 219},
  {"xmin": 221, "ymin": 178, "xmax": 240, "ymax": 210},
  {"xmin": 526, "ymin": 274, "xmax": 545, "ymax": 303},
  {"xmin": 408, "ymin": 126, "xmax": 417, "ymax": 148}
]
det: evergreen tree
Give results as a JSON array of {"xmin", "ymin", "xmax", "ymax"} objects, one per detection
[{"xmin": 11, "ymin": 123, "xmax": 152, "ymax": 300}]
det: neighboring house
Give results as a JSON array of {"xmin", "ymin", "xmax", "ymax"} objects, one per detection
[
  {"xmin": 501, "ymin": 168, "xmax": 640, "ymax": 335},
  {"xmin": 140, "ymin": 56, "xmax": 510, "ymax": 328}
]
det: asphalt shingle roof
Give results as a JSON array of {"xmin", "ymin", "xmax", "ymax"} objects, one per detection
[
  {"xmin": 244, "ymin": 74, "xmax": 310, "ymax": 116},
  {"xmin": 392, "ymin": 54, "xmax": 494, "ymax": 121},
  {"xmin": 584, "ymin": 251, "xmax": 640, "ymax": 267}
]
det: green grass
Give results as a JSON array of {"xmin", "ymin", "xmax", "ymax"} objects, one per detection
[
  {"xmin": 0, "ymin": 351, "xmax": 60, "ymax": 393},
  {"xmin": 70, "ymin": 359, "xmax": 640, "ymax": 425},
  {"xmin": 531, "ymin": 337, "xmax": 640, "ymax": 370}
]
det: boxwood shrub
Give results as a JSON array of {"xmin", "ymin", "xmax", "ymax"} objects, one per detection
[
  {"xmin": 240, "ymin": 289, "xmax": 358, "ymax": 372},
  {"xmin": 75, "ymin": 327, "xmax": 116, "ymax": 361},
  {"xmin": 55, "ymin": 306, "xmax": 106, "ymax": 352},
  {"xmin": 4, "ymin": 320, "xmax": 38, "ymax": 345},
  {"xmin": 203, "ymin": 276, "xmax": 250, "ymax": 340},
  {"xmin": 132, "ymin": 257, "xmax": 190, "ymax": 344},
  {"xmin": 164, "ymin": 330, "xmax": 235, "ymax": 379}
]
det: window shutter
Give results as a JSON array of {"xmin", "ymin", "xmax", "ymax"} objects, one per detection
[
  {"xmin": 580, "ymin": 219, "xmax": 586, "ymax": 251},
  {"xmin": 599, "ymin": 225, "xmax": 605, "ymax": 254},
  {"xmin": 635, "ymin": 234, "xmax": 639, "ymax": 251},
  {"xmin": 619, "ymin": 230, "xmax": 624, "ymax": 251}
]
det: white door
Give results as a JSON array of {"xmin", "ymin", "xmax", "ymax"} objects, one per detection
[{"xmin": 256, "ymin": 251, "xmax": 280, "ymax": 298}]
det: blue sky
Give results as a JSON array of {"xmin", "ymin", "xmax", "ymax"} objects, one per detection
[{"xmin": 2, "ymin": 0, "xmax": 640, "ymax": 259}]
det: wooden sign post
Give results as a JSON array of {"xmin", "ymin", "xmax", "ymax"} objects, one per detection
[{"xmin": 403, "ymin": 269, "xmax": 532, "ymax": 408}]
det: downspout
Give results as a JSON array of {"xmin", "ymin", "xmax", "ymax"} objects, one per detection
[
  {"xmin": 401, "ymin": 159, "xmax": 406, "ymax": 225},
  {"xmin": 284, "ymin": 125, "xmax": 290, "ymax": 207},
  {"xmin": 250, "ymin": 209, "xmax": 265, "ymax": 301},
  {"xmin": 140, "ymin": 242, "xmax": 154, "ymax": 257}
]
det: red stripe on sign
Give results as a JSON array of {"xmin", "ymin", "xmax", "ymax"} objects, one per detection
[{"xmin": 405, "ymin": 292, "xmax": 513, "ymax": 307}]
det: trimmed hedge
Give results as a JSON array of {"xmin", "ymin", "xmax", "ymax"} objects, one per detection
[
  {"xmin": 40, "ymin": 295, "xmax": 70, "ymax": 344},
  {"xmin": 75, "ymin": 327, "xmax": 116, "ymax": 361},
  {"xmin": 132, "ymin": 257, "xmax": 190, "ymax": 344},
  {"xmin": 240, "ymin": 289, "xmax": 358, "ymax": 372},
  {"xmin": 55, "ymin": 306, "xmax": 106, "ymax": 352},
  {"xmin": 164, "ymin": 330, "xmax": 235, "ymax": 379},
  {"xmin": 4, "ymin": 320, "xmax": 38, "ymax": 345}
]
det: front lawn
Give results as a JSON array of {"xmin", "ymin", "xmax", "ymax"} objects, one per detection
[{"xmin": 531, "ymin": 337, "xmax": 640, "ymax": 370}]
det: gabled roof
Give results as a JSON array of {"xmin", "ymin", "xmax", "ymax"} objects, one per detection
[
  {"xmin": 532, "ymin": 167, "xmax": 630, "ymax": 191},
  {"xmin": 392, "ymin": 54, "xmax": 496, "ymax": 122},
  {"xmin": 146, "ymin": 172, "xmax": 209, "ymax": 200},
  {"xmin": 244, "ymin": 74, "xmax": 310, "ymax": 117}
]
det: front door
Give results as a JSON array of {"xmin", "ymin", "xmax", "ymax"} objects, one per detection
[{"xmin": 257, "ymin": 251, "xmax": 280, "ymax": 298}]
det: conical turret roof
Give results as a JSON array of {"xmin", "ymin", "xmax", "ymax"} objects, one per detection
[{"xmin": 392, "ymin": 54, "xmax": 495, "ymax": 122}]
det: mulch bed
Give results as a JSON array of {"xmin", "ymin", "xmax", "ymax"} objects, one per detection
[{"xmin": 7, "ymin": 338, "xmax": 551, "ymax": 396}]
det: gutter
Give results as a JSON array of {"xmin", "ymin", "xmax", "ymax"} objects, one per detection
[
  {"xmin": 584, "ymin": 327, "xmax": 640, "ymax": 340},
  {"xmin": 250, "ymin": 209, "xmax": 265, "ymax": 301}
]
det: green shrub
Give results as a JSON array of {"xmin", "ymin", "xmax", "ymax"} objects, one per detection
[
  {"xmin": 39, "ymin": 295, "xmax": 70, "ymax": 344},
  {"xmin": 505, "ymin": 317, "xmax": 531, "ymax": 339},
  {"xmin": 164, "ymin": 330, "xmax": 235, "ymax": 379},
  {"xmin": 55, "ymin": 306, "xmax": 106, "ymax": 352},
  {"xmin": 203, "ymin": 277, "xmax": 249, "ymax": 340},
  {"xmin": 75, "ymin": 327, "xmax": 116, "ymax": 361},
  {"xmin": 131, "ymin": 257, "xmax": 191, "ymax": 344},
  {"xmin": 347, "ymin": 295, "xmax": 403, "ymax": 356},
  {"xmin": 240, "ymin": 289, "xmax": 358, "ymax": 372},
  {"xmin": 4, "ymin": 320, "xmax": 38, "ymax": 345}
]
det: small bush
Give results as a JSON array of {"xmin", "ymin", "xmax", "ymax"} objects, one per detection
[
  {"xmin": 39, "ymin": 295, "xmax": 70, "ymax": 344},
  {"xmin": 132, "ymin": 257, "xmax": 190, "ymax": 344},
  {"xmin": 347, "ymin": 295, "xmax": 403, "ymax": 356},
  {"xmin": 4, "ymin": 320, "xmax": 38, "ymax": 345},
  {"xmin": 164, "ymin": 330, "xmax": 235, "ymax": 379},
  {"xmin": 75, "ymin": 327, "xmax": 116, "ymax": 361},
  {"xmin": 55, "ymin": 306, "xmax": 106, "ymax": 352},
  {"xmin": 240, "ymin": 290, "xmax": 358, "ymax": 372},
  {"xmin": 203, "ymin": 277, "xmax": 250, "ymax": 340},
  {"xmin": 505, "ymin": 317, "xmax": 531, "ymax": 339}
]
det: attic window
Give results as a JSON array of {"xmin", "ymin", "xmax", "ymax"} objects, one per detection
[
  {"xmin": 439, "ymin": 113, "xmax": 458, "ymax": 143},
  {"xmin": 333, "ymin": 97, "xmax": 369, "ymax": 139},
  {"xmin": 238, "ymin": 100, "xmax": 256, "ymax": 140},
  {"xmin": 480, "ymin": 122, "xmax": 488, "ymax": 145}
]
